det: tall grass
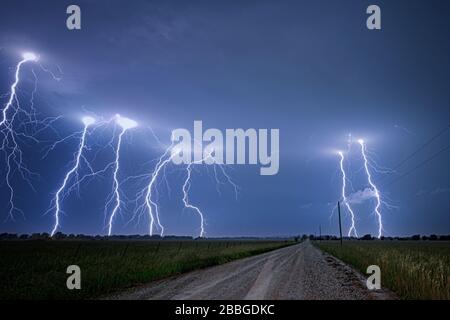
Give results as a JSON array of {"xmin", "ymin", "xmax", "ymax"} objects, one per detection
[
  {"xmin": 315, "ymin": 241, "xmax": 450, "ymax": 300},
  {"xmin": 0, "ymin": 240, "xmax": 292, "ymax": 299}
]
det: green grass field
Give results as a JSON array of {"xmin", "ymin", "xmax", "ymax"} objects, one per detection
[
  {"xmin": 315, "ymin": 241, "xmax": 450, "ymax": 300},
  {"xmin": 0, "ymin": 239, "xmax": 293, "ymax": 299}
]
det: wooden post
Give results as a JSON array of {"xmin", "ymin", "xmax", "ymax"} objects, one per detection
[{"xmin": 338, "ymin": 201, "xmax": 343, "ymax": 246}]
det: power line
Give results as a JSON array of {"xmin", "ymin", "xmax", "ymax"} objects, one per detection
[
  {"xmin": 392, "ymin": 124, "xmax": 449, "ymax": 171},
  {"xmin": 384, "ymin": 144, "xmax": 450, "ymax": 188},
  {"xmin": 378, "ymin": 124, "xmax": 449, "ymax": 183}
]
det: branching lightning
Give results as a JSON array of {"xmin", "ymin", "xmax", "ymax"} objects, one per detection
[
  {"xmin": 358, "ymin": 139, "xmax": 383, "ymax": 238},
  {"xmin": 0, "ymin": 53, "xmax": 38, "ymax": 126},
  {"xmin": 130, "ymin": 140, "xmax": 238, "ymax": 237},
  {"xmin": 180, "ymin": 150, "xmax": 239, "ymax": 238},
  {"xmin": 338, "ymin": 151, "xmax": 358, "ymax": 237},
  {"xmin": 49, "ymin": 116, "xmax": 96, "ymax": 236},
  {"xmin": 129, "ymin": 142, "xmax": 175, "ymax": 237},
  {"xmin": 2, "ymin": 53, "xmax": 240, "ymax": 237},
  {"xmin": 182, "ymin": 162, "xmax": 205, "ymax": 237},
  {"xmin": 45, "ymin": 114, "xmax": 137, "ymax": 236},
  {"xmin": 180, "ymin": 151, "xmax": 214, "ymax": 238},
  {"xmin": 2, "ymin": 53, "xmax": 391, "ymax": 240},
  {"xmin": 0, "ymin": 52, "xmax": 61, "ymax": 221},
  {"xmin": 106, "ymin": 115, "xmax": 137, "ymax": 236},
  {"xmin": 144, "ymin": 144, "xmax": 175, "ymax": 236}
]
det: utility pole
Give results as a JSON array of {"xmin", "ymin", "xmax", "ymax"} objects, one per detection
[
  {"xmin": 338, "ymin": 201, "xmax": 343, "ymax": 246},
  {"xmin": 319, "ymin": 225, "xmax": 322, "ymax": 241}
]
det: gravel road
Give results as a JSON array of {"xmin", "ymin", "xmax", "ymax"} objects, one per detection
[{"xmin": 108, "ymin": 240, "xmax": 393, "ymax": 300}]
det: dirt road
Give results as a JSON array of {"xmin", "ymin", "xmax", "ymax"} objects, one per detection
[{"xmin": 109, "ymin": 241, "xmax": 392, "ymax": 300}]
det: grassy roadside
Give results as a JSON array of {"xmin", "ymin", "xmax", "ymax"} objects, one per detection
[
  {"xmin": 0, "ymin": 240, "xmax": 294, "ymax": 299},
  {"xmin": 314, "ymin": 240, "xmax": 450, "ymax": 300}
]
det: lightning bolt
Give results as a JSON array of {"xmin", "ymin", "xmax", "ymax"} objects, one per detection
[
  {"xmin": 358, "ymin": 139, "xmax": 383, "ymax": 238},
  {"xmin": 2, "ymin": 52, "xmax": 240, "ymax": 238},
  {"xmin": 106, "ymin": 115, "xmax": 137, "ymax": 236},
  {"xmin": 130, "ymin": 138, "xmax": 238, "ymax": 237},
  {"xmin": 181, "ymin": 149, "xmax": 238, "ymax": 238},
  {"xmin": 181, "ymin": 153, "xmax": 213, "ymax": 238},
  {"xmin": 143, "ymin": 144, "xmax": 175, "ymax": 236},
  {"xmin": 49, "ymin": 117, "xmax": 96, "ymax": 236},
  {"xmin": 338, "ymin": 151, "xmax": 358, "ymax": 237},
  {"xmin": 1, "ymin": 52, "xmax": 61, "ymax": 221},
  {"xmin": 45, "ymin": 114, "xmax": 136, "ymax": 236},
  {"xmin": 0, "ymin": 53, "xmax": 41, "ymax": 124},
  {"xmin": 121, "ymin": 141, "xmax": 173, "ymax": 237},
  {"xmin": 0, "ymin": 53, "xmax": 38, "ymax": 220}
]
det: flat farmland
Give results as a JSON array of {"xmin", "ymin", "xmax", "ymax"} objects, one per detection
[
  {"xmin": 315, "ymin": 241, "xmax": 450, "ymax": 299},
  {"xmin": 0, "ymin": 239, "xmax": 292, "ymax": 299}
]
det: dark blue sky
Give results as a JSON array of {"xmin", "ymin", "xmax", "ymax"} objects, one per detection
[{"xmin": 0, "ymin": 0, "xmax": 449, "ymax": 237}]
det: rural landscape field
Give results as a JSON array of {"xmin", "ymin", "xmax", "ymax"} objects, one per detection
[
  {"xmin": 0, "ymin": 239, "xmax": 293, "ymax": 299},
  {"xmin": 1, "ymin": 237, "xmax": 448, "ymax": 300},
  {"xmin": 1, "ymin": 0, "xmax": 449, "ymax": 307},
  {"xmin": 315, "ymin": 241, "xmax": 450, "ymax": 300}
]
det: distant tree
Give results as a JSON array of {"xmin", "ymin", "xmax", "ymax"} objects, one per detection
[
  {"xmin": 53, "ymin": 232, "xmax": 66, "ymax": 239},
  {"xmin": 19, "ymin": 234, "xmax": 29, "ymax": 240},
  {"xmin": 0, "ymin": 233, "xmax": 18, "ymax": 240},
  {"xmin": 430, "ymin": 234, "xmax": 438, "ymax": 241},
  {"xmin": 28, "ymin": 233, "xmax": 48, "ymax": 240},
  {"xmin": 361, "ymin": 234, "xmax": 373, "ymax": 240},
  {"xmin": 411, "ymin": 234, "xmax": 421, "ymax": 241}
]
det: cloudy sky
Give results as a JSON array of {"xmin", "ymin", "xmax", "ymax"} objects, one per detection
[{"xmin": 0, "ymin": 0, "xmax": 449, "ymax": 237}]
